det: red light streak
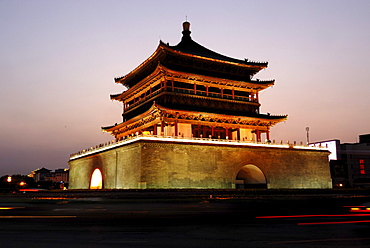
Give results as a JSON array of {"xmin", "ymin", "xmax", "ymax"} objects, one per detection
[
  {"xmin": 343, "ymin": 206, "xmax": 366, "ymax": 208},
  {"xmin": 256, "ymin": 214, "xmax": 370, "ymax": 219},
  {"xmin": 19, "ymin": 189, "xmax": 45, "ymax": 192},
  {"xmin": 298, "ymin": 220, "xmax": 370, "ymax": 225},
  {"xmin": 350, "ymin": 209, "xmax": 370, "ymax": 213}
]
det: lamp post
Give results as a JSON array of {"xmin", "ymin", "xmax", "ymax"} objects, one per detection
[{"xmin": 306, "ymin": 127, "xmax": 310, "ymax": 144}]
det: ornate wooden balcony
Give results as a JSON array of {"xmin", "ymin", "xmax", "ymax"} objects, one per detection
[{"xmin": 125, "ymin": 86, "xmax": 257, "ymax": 112}]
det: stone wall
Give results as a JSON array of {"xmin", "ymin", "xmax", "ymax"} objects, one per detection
[{"xmin": 69, "ymin": 140, "xmax": 332, "ymax": 189}]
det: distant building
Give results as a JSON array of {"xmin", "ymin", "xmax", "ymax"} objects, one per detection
[
  {"xmin": 311, "ymin": 134, "xmax": 370, "ymax": 188},
  {"xmin": 29, "ymin": 167, "xmax": 51, "ymax": 182},
  {"xmin": 44, "ymin": 169, "xmax": 69, "ymax": 184},
  {"xmin": 30, "ymin": 168, "xmax": 69, "ymax": 184}
]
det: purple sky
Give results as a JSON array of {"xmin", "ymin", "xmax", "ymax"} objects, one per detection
[{"xmin": 1, "ymin": 0, "xmax": 369, "ymax": 175}]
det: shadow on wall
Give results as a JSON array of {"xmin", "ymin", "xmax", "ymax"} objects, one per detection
[{"xmin": 89, "ymin": 155, "xmax": 104, "ymax": 189}]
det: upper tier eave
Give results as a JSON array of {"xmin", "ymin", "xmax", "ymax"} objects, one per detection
[
  {"xmin": 166, "ymin": 37, "xmax": 267, "ymax": 66},
  {"xmin": 114, "ymin": 41, "xmax": 269, "ymax": 88}
]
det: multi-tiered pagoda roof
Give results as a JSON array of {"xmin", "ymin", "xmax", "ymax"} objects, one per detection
[{"xmin": 103, "ymin": 22, "xmax": 287, "ymax": 142}]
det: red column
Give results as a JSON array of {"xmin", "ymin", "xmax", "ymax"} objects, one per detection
[
  {"xmin": 194, "ymin": 84, "xmax": 196, "ymax": 94},
  {"xmin": 256, "ymin": 130, "xmax": 261, "ymax": 142},
  {"xmin": 237, "ymin": 128, "xmax": 240, "ymax": 140},
  {"xmin": 171, "ymin": 80, "xmax": 174, "ymax": 92},
  {"xmin": 232, "ymin": 89, "xmax": 235, "ymax": 99},
  {"xmin": 221, "ymin": 88, "xmax": 224, "ymax": 98},
  {"xmin": 153, "ymin": 124, "xmax": 157, "ymax": 135},
  {"xmin": 174, "ymin": 121, "xmax": 178, "ymax": 136},
  {"xmin": 266, "ymin": 129, "xmax": 270, "ymax": 141},
  {"xmin": 206, "ymin": 86, "xmax": 209, "ymax": 96}
]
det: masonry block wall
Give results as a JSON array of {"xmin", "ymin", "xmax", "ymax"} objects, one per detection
[{"xmin": 69, "ymin": 141, "xmax": 332, "ymax": 189}]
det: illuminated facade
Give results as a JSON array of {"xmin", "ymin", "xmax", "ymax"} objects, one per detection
[{"xmin": 68, "ymin": 22, "xmax": 332, "ymax": 189}]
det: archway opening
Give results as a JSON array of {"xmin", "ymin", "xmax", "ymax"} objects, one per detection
[
  {"xmin": 235, "ymin": 164, "xmax": 267, "ymax": 189},
  {"xmin": 90, "ymin": 168, "xmax": 103, "ymax": 189}
]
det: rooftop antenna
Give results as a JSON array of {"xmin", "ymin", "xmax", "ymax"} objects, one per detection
[{"xmin": 186, "ymin": 15, "xmax": 187, "ymax": 21}]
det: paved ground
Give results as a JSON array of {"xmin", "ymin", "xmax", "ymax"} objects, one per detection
[{"xmin": 1, "ymin": 189, "xmax": 370, "ymax": 248}]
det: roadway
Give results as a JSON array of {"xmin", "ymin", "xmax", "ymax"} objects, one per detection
[{"xmin": 1, "ymin": 191, "xmax": 370, "ymax": 248}]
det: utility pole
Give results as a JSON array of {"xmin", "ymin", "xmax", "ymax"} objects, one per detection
[{"xmin": 306, "ymin": 127, "xmax": 310, "ymax": 144}]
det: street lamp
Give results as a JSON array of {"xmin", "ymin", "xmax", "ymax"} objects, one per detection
[{"xmin": 306, "ymin": 127, "xmax": 310, "ymax": 144}]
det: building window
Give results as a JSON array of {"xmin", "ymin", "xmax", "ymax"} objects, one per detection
[{"xmin": 359, "ymin": 159, "xmax": 366, "ymax": 175}]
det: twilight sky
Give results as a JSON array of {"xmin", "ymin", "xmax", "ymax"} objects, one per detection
[{"xmin": 1, "ymin": 0, "xmax": 369, "ymax": 175}]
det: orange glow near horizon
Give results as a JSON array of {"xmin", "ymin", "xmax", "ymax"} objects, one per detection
[{"xmin": 90, "ymin": 169, "xmax": 103, "ymax": 189}]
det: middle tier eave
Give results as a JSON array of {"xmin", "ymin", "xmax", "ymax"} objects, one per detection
[{"xmin": 110, "ymin": 63, "xmax": 275, "ymax": 102}]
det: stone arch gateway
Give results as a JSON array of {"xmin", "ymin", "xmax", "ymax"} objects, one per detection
[
  {"xmin": 235, "ymin": 164, "xmax": 267, "ymax": 189},
  {"xmin": 90, "ymin": 168, "xmax": 103, "ymax": 189}
]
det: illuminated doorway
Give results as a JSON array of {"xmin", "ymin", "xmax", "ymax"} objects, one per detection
[
  {"xmin": 235, "ymin": 164, "xmax": 267, "ymax": 189},
  {"xmin": 90, "ymin": 168, "xmax": 103, "ymax": 189}
]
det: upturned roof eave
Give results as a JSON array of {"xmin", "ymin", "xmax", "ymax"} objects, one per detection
[
  {"xmin": 167, "ymin": 37, "xmax": 268, "ymax": 67},
  {"xmin": 114, "ymin": 42, "xmax": 166, "ymax": 86},
  {"xmin": 163, "ymin": 43, "xmax": 268, "ymax": 69},
  {"xmin": 110, "ymin": 63, "xmax": 275, "ymax": 101},
  {"xmin": 114, "ymin": 41, "xmax": 268, "ymax": 88},
  {"xmin": 155, "ymin": 103, "xmax": 288, "ymax": 121},
  {"xmin": 102, "ymin": 102, "xmax": 288, "ymax": 133},
  {"xmin": 102, "ymin": 102, "xmax": 160, "ymax": 132}
]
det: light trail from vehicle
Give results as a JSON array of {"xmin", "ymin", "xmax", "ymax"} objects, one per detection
[
  {"xmin": 256, "ymin": 213, "xmax": 370, "ymax": 219},
  {"xmin": 0, "ymin": 216, "xmax": 76, "ymax": 219},
  {"xmin": 298, "ymin": 220, "xmax": 370, "ymax": 225},
  {"xmin": 0, "ymin": 207, "xmax": 25, "ymax": 210}
]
